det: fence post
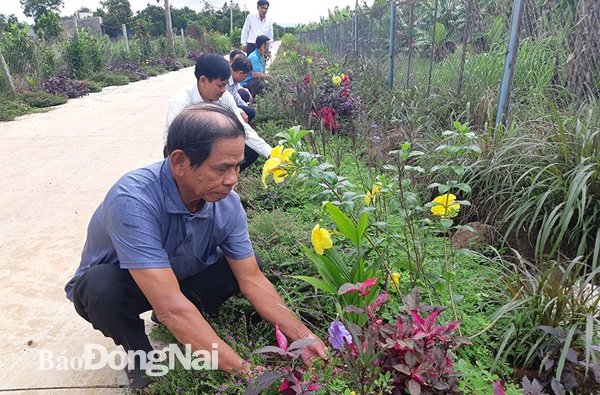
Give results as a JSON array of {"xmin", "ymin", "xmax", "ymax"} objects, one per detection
[
  {"xmin": 406, "ymin": 3, "xmax": 415, "ymax": 89},
  {"xmin": 181, "ymin": 28, "xmax": 186, "ymax": 50},
  {"xmin": 353, "ymin": 13, "xmax": 358, "ymax": 53},
  {"xmin": 388, "ymin": 2, "xmax": 395, "ymax": 89},
  {"xmin": 495, "ymin": 0, "xmax": 525, "ymax": 133},
  {"xmin": 122, "ymin": 24, "xmax": 129, "ymax": 55},
  {"xmin": 426, "ymin": 0, "xmax": 439, "ymax": 96}
]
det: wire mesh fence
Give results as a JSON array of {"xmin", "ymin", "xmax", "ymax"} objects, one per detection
[{"xmin": 297, "ymin": 0, "xmax": 600, "ymax": 120}]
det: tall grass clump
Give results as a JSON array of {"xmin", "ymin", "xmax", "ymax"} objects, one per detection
[{"xmin": 497, "ymin": 101, "xmax": 600, "ymax": 268}]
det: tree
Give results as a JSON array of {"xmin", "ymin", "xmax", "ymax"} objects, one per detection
[
  {"xmin": 135, "ymin": 4, "xmax": 166, "ymax": 36},
  {"xmin": 35, "ymin": 10, "xmax": 62, "ymax": 39},
  {"xmin": 20, "ymin": 0, "xmax": 63, "ymax": 21},
  {"xmin": 99, "ymin": 0, "xmax": 132, "ymax": 29}
]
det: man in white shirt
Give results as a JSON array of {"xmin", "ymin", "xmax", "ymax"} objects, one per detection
[
  {"xmin": 227, "ymin": 51, "xmax": 255, "ymax": 123},
  {"xmin": 164, "ymin": 53, "xmax": 271, "ymax": 171},
  {"xmin": 241, "ymin": 0, "xmax": 273, "ymax": 56}
]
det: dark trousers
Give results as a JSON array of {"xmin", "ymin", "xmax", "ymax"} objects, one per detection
[
  {"xmin": 241, "ymin": 145, "xmax": 260, "ymax": 172},
  {"xmin": 71, "ymin": 252, "xmax": 262, "ymax": 354},
  {"xmin": 238, "ymin": 88, "xmax": 251, "ymax": 104},
  {"xmin": 245, "ymin": 43, "xmax": 256, "ymax": 56},
  {"xmin": 164, "ymin": 145, "xmax": 260, "ymax": 172},
  {"xmin": 239, "ymin": 103, "xmax": 256, "ymax": 122},
  {"xmin": 246, "ymin": 78, "xmax": 268, "ymax": 97}
]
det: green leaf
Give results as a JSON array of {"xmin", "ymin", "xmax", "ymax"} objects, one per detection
[
  {"xmin": 326, "ymin": 202, "xmax": 359, "ymax": 247},
  {"xmin": 443, "ymin": 270, "xmax": 456, "ymax": 283},
  {"xmin": 440, "ymin": 218, "xmax": 454, "ymax": 229},
  {"xmin": 292, "ymin": 275, "xmax": 337, "ymax": 295}
]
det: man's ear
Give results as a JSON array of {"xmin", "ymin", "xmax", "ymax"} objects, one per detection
[{"xmin": 169, "ymin": 149, "xmax": 189, "ymax": 176}]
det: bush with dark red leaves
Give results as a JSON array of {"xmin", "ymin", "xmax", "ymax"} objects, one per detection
[
  {"xmin": 106, "ymin": 62, "xmax": 149, "ymax": 80},
  {"xmin": 147, "ymin": 57, "xmax": 182, "ymax": 71},
  {"xmin": 40, "ymin": 72, "xmax": 90, "ymax": 98},
  {"xmin": 187, "ymin": 51, "xmax": 201, "ymax": 61}
]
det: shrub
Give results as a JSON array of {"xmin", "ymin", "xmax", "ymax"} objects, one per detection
[
  {"xmin": 280, "ymin": 33, "xmax": 300, "ymax": 50},
  {"xmin": 88, "ymin": 72, "xmax": 130, "ymax": 87},
  {"xmin": 147, "ymin": 57, "xmax": 182, "ymax": 71},
  {"xmin": 0, "ymin": 95, "xmax": 31, "ymax": 121},
  {"xmin": 64, "ymin": 28, "xmax": 105, "ymax": 79},
  {"xmin": 82, "ymin": 80, "xmax": 102, "ymax": 93},
  {"xmin": 106, "ymin": 62, "xmax": 150, "ymax": 80},
  {"xmin": 20, "ymin": 91, "xmax": 67, "ymax": 107},
  {"xmin": 143, "ymin": 66, "xmax": 169, "ymax": 76},
  {"xmin": 39, "ymin": 72, "xmax": 90, "ymax": 98}
]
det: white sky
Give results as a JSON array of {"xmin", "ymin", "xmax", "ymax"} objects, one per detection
[{"xmin": 2, "ymin": 0, "xmax": 374, "ymax": 26}]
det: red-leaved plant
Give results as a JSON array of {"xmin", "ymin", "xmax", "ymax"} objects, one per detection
[
  {"xmin": 335, "ymin": 279, "xmax": 472, "ymax": 395},
  {"xmin": 243, "ymin": 323, "xmax": 319, "ymax": 395}
]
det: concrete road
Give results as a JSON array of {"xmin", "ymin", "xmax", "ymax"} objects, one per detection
[{"xmin": 0, "ymin": 66, "xmax": 194, "ymax": 394}]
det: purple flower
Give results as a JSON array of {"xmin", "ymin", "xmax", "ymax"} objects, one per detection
[
  {"xmin": 372, "ymin": 122, "xmax": 378, "ymax": 128},
  {"xmin": 328, "ymin": 321, "xmax": 352, "ymax": 349},
  {"xmin": 373, "ymin": 135, "xmax": 380, "ymax": 140}
]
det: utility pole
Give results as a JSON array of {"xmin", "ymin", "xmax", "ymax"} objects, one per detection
[
  {"xmin": 164, "ymin": 0, "xmax": 174, "ymax": 55},
  {"xmin": 230, "ymin": 0, "xmax": 234, "ymax": 32}
]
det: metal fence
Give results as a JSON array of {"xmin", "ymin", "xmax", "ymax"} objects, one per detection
[{"xmin": 297, "ymin": 0, "xmax": 600, "ymax": 122}]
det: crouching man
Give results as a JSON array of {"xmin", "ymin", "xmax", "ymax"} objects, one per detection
[{"xmin": 64, "ymin": 103, "xmax": 327, "ymax": 393}]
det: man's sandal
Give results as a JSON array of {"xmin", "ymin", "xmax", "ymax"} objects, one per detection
[{"xmin": 125, "ymin": 365, "xmax": 155, "ymax": 393}]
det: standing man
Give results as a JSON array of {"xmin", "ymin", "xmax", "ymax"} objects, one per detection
[
  {"xmin": 241, "ymin": 0, "xmax": 273, "ymax": 56},
  {"xmin": 64, "ymin": 103, "xmax": 327, "ymax": 393},
  {"xmin": 163, "ymin": 52, "xmax": 271, "ymax": 171},
  {"xmin": 241, "ymin": 35, "xmax": 273, "ymax": 98}
]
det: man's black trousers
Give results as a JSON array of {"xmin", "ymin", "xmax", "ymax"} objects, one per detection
[{"xmin": 71, "ymin": 253, "xmax": 261, "ymax": 354}]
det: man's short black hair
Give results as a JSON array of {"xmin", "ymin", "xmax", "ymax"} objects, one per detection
[
  {"xmin": 255, "ymin": 35, "xmax": 270, "ymax": 49},
  {"xmin": 257, "ymin": 0, "xmax": 269, "ymax": 7},
  {"xmin": 229, "ymin": 49, "xmax": 245, "ymax": 61},
  {"xmin": 166, "ymin": 103, "xmax": 246, "ymax": 168},
  {"xmin": 194, "ymin": 52, "xmax": 231, "ymax": 82},
  {"xmin": 231, "ymin": 56, "xmax": 252, "ymax": 74}
]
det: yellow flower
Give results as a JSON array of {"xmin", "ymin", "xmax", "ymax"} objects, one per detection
[
  {"xmin": 306, "ymin": 56, "xmax": 313, "ymax": 63},
  {"xmin": 350, "ymin": 392, "xmax": 356, "ymax": 395},
  {"xmin": 262, "ymin": 145, "xmax": 295, "ymax": 188},
  {"xmin": 332, "ymin": 75, "xmax": 342, "ymax": 85},
  {"xmin": 430, "ymin": 194, "xmax": 460, "ymax": 219},
  {"xmin": 311, "ymin": 224, "xmax": 333, "ymax": 255},
  {"xmin": 390, "ymin": 272, "xmax": 400, "ymax": 285},
  {"xmin": 364, "ymin": 184, "xmax": 382, "ymax": 205}
]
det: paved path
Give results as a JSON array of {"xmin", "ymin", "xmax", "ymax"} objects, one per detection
[{"xmin": 0, "ymin": 66, "xmax": 193, "ymax": 394}]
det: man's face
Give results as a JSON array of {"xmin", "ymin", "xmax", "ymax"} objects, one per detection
[
  {"xmin": 232, "ymin": 70, "xmax": 250, "ymax": 83},
  {"xmin": 257, "ymin": 4, "xmax": 268, "ymax": 18},
  {"xmin": 183, "ymin": 136, "xmax": 245, "ymax": 203},
  {"xmin": 197, "ymin": 76, "xmax": 228, "ymax": 102}
]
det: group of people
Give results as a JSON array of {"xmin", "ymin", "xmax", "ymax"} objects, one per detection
[{"xmin": 64, "ymin": 0, "xmax": 327, "ymax": 393}]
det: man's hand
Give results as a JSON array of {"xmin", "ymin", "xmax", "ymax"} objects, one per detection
[
  {"xmin": 242, "ymin": 44, "xmax": 247, "ymax": 53},
  {"xmin": 241, "ymin": 110, "xmax": 249, "ymax": 123},
  {"xmin": 298, "ymin": 332, "xmax": 327, "ymax": 363}
]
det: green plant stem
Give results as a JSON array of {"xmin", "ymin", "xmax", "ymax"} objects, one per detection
[{"xmin": 442, "ymin": 232, "xmax": 461, "ymax": 336}]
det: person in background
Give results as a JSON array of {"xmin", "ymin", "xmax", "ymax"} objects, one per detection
[
  {"xmin": 240, "ymin": 35, "xmax": 273, "ymax": 98},
  {"xmin": 227, "ymin": 50, "xmax": 255, "ymax": 122},
  {"xmin": 162, "ymin": 52, "xmax": 271, "ymax": 171},
  {"xmin": 241, "ymin": 0, "xmax": 273, "ymax": 57}
]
